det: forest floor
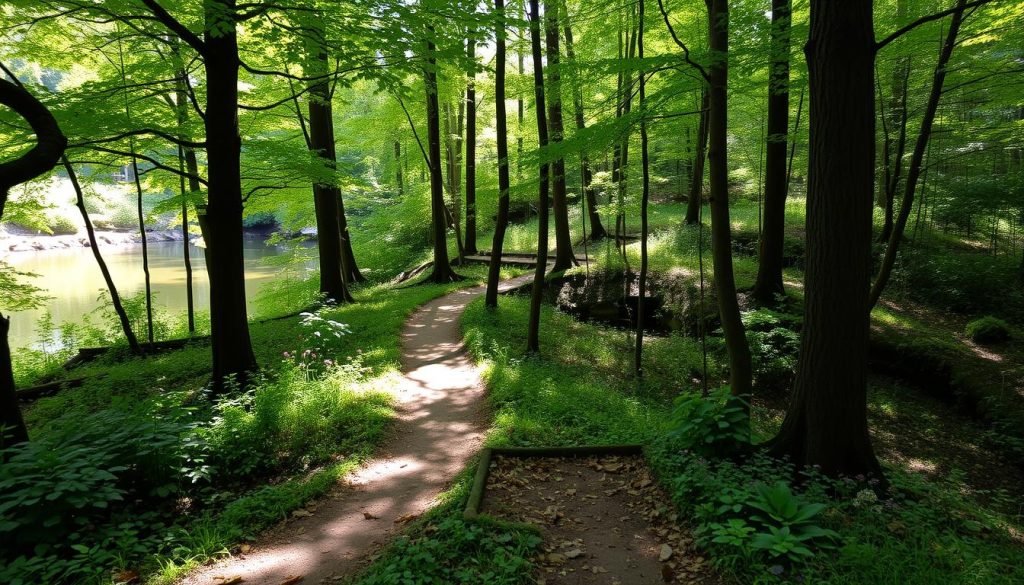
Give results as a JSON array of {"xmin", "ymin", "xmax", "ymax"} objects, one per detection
[
  {"xmin": 179, "ymin": 274, "xmax": 534, "ymax": 585},
  {"xmin": 482, "ymin": 454, "xmax": 717, "ymax": 585}
]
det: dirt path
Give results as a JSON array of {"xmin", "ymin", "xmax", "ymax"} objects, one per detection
[{"xmin": 182, "ymin": 275, "xmax": 533, "ymax": 585}]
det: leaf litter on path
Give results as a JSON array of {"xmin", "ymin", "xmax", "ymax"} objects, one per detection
[{"xmin": 482, "ymin": 454, "xmax": 718, "ymax": 584}]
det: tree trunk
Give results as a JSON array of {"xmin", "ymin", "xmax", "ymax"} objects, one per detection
[
  {"xmin": 424, "ymin": 26, "xmax": 460, "ymax": 283},
  {"xmin": 176, "ymin": 146, "xmax": 196, "ymax": 333},
  {"xmin": 0, "ymin": 75, "xmax": 67, "ymax": 450},
  {"xmin": 202, "ymin": 0, "xmax": 257, "ymax": 391},
  {"xmin": 486, "ymin": 0, "xmax": 512, "ymax": 309},
  {"xmin": 527, "ymin": 0, "xmax": 551, "ymax": 353},
  {"xmin": 767, "ymin": 0, "xmax": 884, "ymax": 481},
  {"xmin": 307, "ymin": 40, "xmax": 353, "ymax": 303},
  {"xmin": 465, "ymin": 32, "xmax": 479, "ymax": 256},
  {"xmin": 171, "ymin": 56, "xmax": 198, "ymax": 334},
  {"xmin": 66, "ymin": 159, "xmax": 142, "ymax": 355},
  {"xmin": 634, "ymin": 0, "xmax": 650, "ymax": 378},
  {"xmin": 545, "ymin": 0, "xmax": 577, "ymax": 272},
  {"xmin": 563, "ymin": 5, "xmax": 606, "ymax": 241},
  {"xmin": 752, "ymin": 0, "xmax": 791, "ymax": 303},
  {"xmin": 705, "ymin": 0, "xmax": 752, "ymax": 401},
  {"xmin": 685, "ymin": 88, "xmax": 709, "ymax": 225},
  {"xmin": 395, "ymin": 140, "xmax": 404, "ymax": 196},
  {"xmin": 869, "ymin": 0, "xmax": 967, "ymax": 309}
]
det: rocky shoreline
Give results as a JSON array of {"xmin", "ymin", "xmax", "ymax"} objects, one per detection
[{"xmin": 0, "ymin": 230, "xmax": 190, "ymax": 253}]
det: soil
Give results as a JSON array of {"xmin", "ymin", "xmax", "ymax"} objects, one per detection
[
  {"xmin": 179, "ymin": 275, "xmax": 534, "ymax": 585},
  {"xmin": 482, "ymin": 454, "xmax": 718, "ymax": 585}
]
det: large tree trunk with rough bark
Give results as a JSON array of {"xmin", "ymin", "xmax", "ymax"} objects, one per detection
[
  {"xmin": 527, "ymin": 0, "xmax": 551, "ymax": 353},
  {"xmin": 486, "ymin": 0, "xmax": 512, "ymax": 308},
  {"xmin": 752, "ymin": 0, "xmax": 791, "ymax": 303},
  {"xmin": 634, "ymin": 0, "xmax": 650, "ymax": 377},
  {"xmin": 202, "ymin": 0, "xmax": 257, "ymax": 391},
  {"xmin": 767, "ymin": 0, "xmax": 884, "ymax": 481}
]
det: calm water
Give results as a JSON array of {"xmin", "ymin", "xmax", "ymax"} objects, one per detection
[{"xmin": 2, "ymin": 239, "xmax": 296, "ymax": 349}]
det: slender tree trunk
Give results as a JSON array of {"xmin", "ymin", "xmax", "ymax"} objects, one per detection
[
  {"xmin": 424, "ymin": 26, "xmax": 460, "ymax": 283},
  {"xmin": 879, "ymin": 64, "xmax": 911, "ymax": 243},
  {"xmin": 767, "ymin": 0, "xmax": 884, "ymax": 481},
  {"xmin": 395, "ymin": 140, "xmax": 404, "ymax": 196},
  {"xmin": 563, "ymin": 5, "xmax": 606, "ymax": 241},
  {"xmin": 752, "ymin": 0, "xmax": 791, "ymax": 303},
  {"xmin": 465, "ymin": 32, "xmax": 479, "ymax": 255},
  {"xmin": 869, "ymin": 0, "xmax": 967, "ymax": 309},
  {"xmin": 176, "ymin": 146, "xmax": 196, "ymax": 333},
  {"xmin": 685, "ymin": 88, "xmax": 709, "ymax": 225},
  {"xmin": 527, "ymin": 0, "xmax": 551, "ymax": 353},
  {"xmin": 307, "ymin": 40, "xmax": 353, "ymax": 303},
  {"xmin": 130, "ymin": 155, "xmax": 154, "ymax": 342},
  {"xmin": 634, "ymin": 0, "xmax": 650, "ymax": 378},
  {"xmin": 202, "ymin": 0, "xmax": 257, "ymax": 390},
  {"xmin": 0, "ymin": 74, "xmax": 67, "ymax": 450},
  {"xmin": 66, "ymin": 159, "xmax": 142, "ymax": 355},
  {"xmin": 545, "ymin": 0, "xmax": 577, "ymax": 271},
  {"xmin": 517, "ymin": 0, "xmax": 526, "ymax": 182},
  {"xmin": 705, "ymin": 0, "xmax": 752, "ymax": 401},
  {"xmin": 486, "ymin": 0, "xmax": 512, "ymax": 308}
]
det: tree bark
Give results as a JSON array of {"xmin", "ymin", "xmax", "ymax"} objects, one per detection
[
  {"xmin": 685, "ymin": 88, "xmax": 709, "ymax": 225},
  {"xmin": 395, "ymin": 140, "xmax": 404, "ymax": 196},
  {"xmin": 869, "ymin": 0, "xmax": 967, "ymax": 309},
  {"xmin": 465, "ymin": 32, "xmax": 479, "ymax": 256},
  {"xmin": 0, "ymin": 74, "xmax": 67, "ymax": 450},
  {"xmin": 705, "ymin": 0, "xmax": 752, "ymax": 401},
  {"xmin": 562, "ymin": 5, "xmax": 606, "ymax": 241},
  {"xmin": 424, "ymin": 26, "xmax": 460, "ymax": 283},
  {"xmin": 171, "ymin": 54, "xmax": 197, "ymax": 334},
  {"xmin": 486, "ymin": 0, "xmax": 512, "ymax": 309},
  {"xmin": 545, "ymin": 0, "xmax": 577, "ymax": 272},
  {"xmin": 307, "ymin": 39, "xmax": 353, "ymax": 303},
  {"xmin": 634, "ymin": 0, "xmax": 650, "ymax": 378},
  {"xmin": 202, "ymin": 0, "xmax": 257, "ymax": 391},
  {"xmin": 66, "ymin": 159, "xmax": 142, "ymax": 355},
  {"xmin": 752, "ymin": 0, "xmax": 791, "ymax": 303},
  {"xmin": 527, "ymin": 0, "xmax": 551, "ymax": 353},
  {"xmin": 767, "ymin": 0, "xmax": 884, "ymax": 480}
]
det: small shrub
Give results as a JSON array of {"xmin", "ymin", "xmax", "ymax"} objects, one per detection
[
  {"xmin": 668, "ymin": 386, "xmax": 750, "ymax": 457},
  {"xmin": 965, "ymin": 316, "xmax": 1011, "ymax": 343}
]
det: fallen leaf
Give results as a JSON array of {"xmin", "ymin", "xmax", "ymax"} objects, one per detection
[
  {"xmin": 363, "ymin": 511, "xmax": 380, "ymax": 520},
  {"xmin": 659, "ymin": 544, "xmax": 673, "ymax": 562},
  {"xmin": 394, "ymin": 513, "xmax": 419, "ymax": 524},
  {"xmin": 565, "ymin": 548, "xmax": 584, "ymax": 559},
  {"xmin": 239, "ymin": 544, "xmax": 252, "ymax": 554},
  {"xmin": 291, "ymin": 509, "xmax": 312, "ymax": 518},
  {"xmin": 214, "ymin": 577, "xmax": 244, "ymax": 585},
  {"xmin": 280, "ymin": 576, "xmax": 303, "ymax": 585}
]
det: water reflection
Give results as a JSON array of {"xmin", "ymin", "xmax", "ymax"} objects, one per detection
[{"xmin": 2, "ymin": 238, "xmax": 297, "ymax": 348}]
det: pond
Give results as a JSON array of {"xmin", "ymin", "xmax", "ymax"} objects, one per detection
[{"xmin": 2, "ymin": 238, "xmax": 300, "ymax": 349}]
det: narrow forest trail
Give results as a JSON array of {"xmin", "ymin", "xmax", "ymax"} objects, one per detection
[{"xmin": 180, "ymin": 274, "xmax": 534, "ymax": 585}]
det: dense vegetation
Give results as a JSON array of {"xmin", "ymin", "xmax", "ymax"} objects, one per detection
[{"xmin": 1, "ymin": 0, "xmax": 1022, "ymax": 583}]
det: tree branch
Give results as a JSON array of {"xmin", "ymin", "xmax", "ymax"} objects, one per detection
[
  {"xmin": 139, "ymin": 0, "xmax": 206, "ymax": 56},
  {"xmin": 875, "ymin": 0, "xmax": 992, "ymax": 52}
]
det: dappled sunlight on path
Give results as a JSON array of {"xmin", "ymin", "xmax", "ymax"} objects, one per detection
[{"xmin": 180, "ymin": 275, "xmax": 533, "ymax": 585}]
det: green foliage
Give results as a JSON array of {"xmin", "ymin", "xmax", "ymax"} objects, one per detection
[
  {"xmin": 668, "ymin": 387, "xmax": 750, "ymax": 457},
  {"xmin": 355, "ymin": 516, "xmax": 541, "ymax": 585},
  {"xmin": 965, "ymin": 316, "xmax": 1011, "ymax": 344},
  {"xmin": 743, "ymin": 308, "xmax": 801, "ymax": 391}
]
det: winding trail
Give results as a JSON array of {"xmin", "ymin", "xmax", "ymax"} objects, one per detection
[{"xmin": 181, "ymin": 274, "xmax": 533, "ymax": 585}]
